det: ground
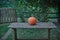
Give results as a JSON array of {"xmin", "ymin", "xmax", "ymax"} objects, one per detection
[{"xmin": 0, "ymin": 23, "xmax": 9, "ymax": 38}]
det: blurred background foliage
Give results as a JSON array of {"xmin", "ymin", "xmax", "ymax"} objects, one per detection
[{"xmin": 0, "ymin": 0, "xmax": 58, "ymax": 22}]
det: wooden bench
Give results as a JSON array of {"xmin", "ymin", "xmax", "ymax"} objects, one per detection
[{"xmin": 8, "ymin": 22, "xmax": 58, "ymax": 40}]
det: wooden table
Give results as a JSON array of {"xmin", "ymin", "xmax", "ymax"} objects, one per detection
[{"xmin": 8, "ymin": 22, "xmax": 58, "ymax": 40}]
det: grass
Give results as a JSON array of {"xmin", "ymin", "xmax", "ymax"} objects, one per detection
[
  {"xmin": 6, "ymin": 29, "xmax": 58, "ymax": 40},
  {"xmin": 0, "ymin": 23, "xmax": 10, "ymax": 39},
  {"xmin": 6, "ymin": 29, "xmax": 48, "ymax": 40}
]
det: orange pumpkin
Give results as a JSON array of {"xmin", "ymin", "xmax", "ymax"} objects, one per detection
[{"xmin": 28, "ymin": 17, "xmax": 36, "ymax": 25}]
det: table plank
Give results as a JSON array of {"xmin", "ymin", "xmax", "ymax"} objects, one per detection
[{"xmin": 8, "ymin": 22, "xmax": 57, "ymax": 28}]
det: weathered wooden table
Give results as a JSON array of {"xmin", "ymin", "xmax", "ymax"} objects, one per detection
[{"xmin": 8, "ymin": 22, "xmax": 57, "ymax": 40}]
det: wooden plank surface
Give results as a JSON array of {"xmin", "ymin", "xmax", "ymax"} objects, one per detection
[{"xmin": 8, "ymin": 22, "xmax": 57, "ymax": 28}]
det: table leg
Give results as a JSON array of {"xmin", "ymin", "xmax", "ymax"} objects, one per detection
[
  {"xmin": 13, "ymin": 28, "xmax": 17, "ymax": 40},
  {"xmin": 48, "ymin": 28, "xmax": 51, "ymax": 40}
]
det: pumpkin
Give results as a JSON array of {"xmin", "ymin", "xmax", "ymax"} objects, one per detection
[{"xmin": 28, "ymin": 17, "xmax": 36, "ymax": 25}]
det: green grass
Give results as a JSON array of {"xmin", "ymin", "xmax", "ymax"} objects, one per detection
[
  {"xmin": 6, "ymin": 29, "xmax": 48, "ymax": 40},
  {"xmin": 0, "ymin": 23, "xmax": 9, "ymax": 38},
  {"xmin": 6, "ymin": 29, "xmax": 58, "ymax": 40}
]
